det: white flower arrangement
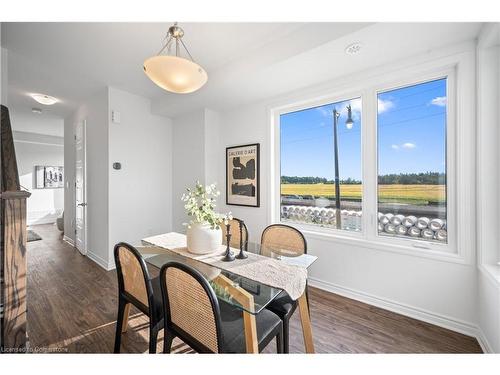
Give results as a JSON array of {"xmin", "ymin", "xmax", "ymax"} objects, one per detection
[{"xmin": 181, "ymin": 181, "xmax": 232, "ymax": 230}]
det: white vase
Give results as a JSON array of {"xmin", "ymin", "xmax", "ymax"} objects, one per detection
[{"xmin": 186, "ymin": 223, "xmax": 222, "ymax": 254}]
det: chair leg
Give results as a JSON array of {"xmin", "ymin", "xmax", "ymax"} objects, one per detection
[
  {"xmin": 114, "ymin": 298, "xmax": 126, "ymax": 353},
  {"xmin": 305, "ymin": 283, "xmax": 310, "ymax": 310},
  {"xmin": 149, "ymin": 325, "xmax": 159, "ymax": 354},
  {"xmin": 163, "ymin": 330, "xmax": 175, "ymax": 353},
  {"xmin": 282, "ymin": 316, "xmax": 290, "ymax": 354},
  {"xmin": 276, "ymin": 324, "xmax": 284, "ymax": 354}
]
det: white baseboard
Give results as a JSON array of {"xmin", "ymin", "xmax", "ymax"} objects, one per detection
[
  {"xmin": 62, "ymin": 235, "xmax": 75, "ymax": 247},
  {"xmin": 63, "ymin": 237, "xmax": 112, "ymax": 271},
  {"xmin": 476, "ymin": 328, "xmax": 494, "ymax": 353},
  {"xmin": 308, "ymin": 277, "xmax": 479, "ymax": 340},
  {"xmin": 107, "ymin": 259, "xmax": 116, "ymax": 271},
  {"xmin": 86, "ymin": 251, "xmax": 113, "ymax": 271}
]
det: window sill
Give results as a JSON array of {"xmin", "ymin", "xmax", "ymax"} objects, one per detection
[{"xmin": 286, "ymin": 222, "xmax": 468, "ymax": 265}]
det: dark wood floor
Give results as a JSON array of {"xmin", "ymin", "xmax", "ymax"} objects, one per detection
[{"xmin": 26, "ymin": 224, "xmax": 482, "ymax": 353}]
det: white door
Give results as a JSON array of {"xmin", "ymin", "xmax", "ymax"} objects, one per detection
[{"xmin": 75, "ymin": 120, "xmax": 87, "ymax": 255}]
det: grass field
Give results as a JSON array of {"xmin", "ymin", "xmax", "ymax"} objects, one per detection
[{"xmin": 281, "ymin": 183, "xmax": 445, "ymax": 204}]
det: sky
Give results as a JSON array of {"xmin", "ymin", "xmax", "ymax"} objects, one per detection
[{"xmin": 280, "ymin": 78, "xmax": 447, "ymax": 181}]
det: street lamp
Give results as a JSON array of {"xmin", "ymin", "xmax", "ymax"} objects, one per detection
[{"xmin": 333, "ymin": 104, "xmax": 354, "ymax": 229}]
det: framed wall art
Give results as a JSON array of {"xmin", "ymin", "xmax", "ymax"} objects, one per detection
[
  {"xmin": 226, "ymin": 143, "xmax": 260, "ymax": 207},
  {"xmin": 35, "ymin": 165, "xmax": 64, "ymax": 189}
]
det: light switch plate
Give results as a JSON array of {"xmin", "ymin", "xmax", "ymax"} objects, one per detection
[{"xmin": 112, "ymin": 110, "xmax": 121, "ymax": 124}]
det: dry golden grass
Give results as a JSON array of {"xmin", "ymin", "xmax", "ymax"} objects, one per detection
[{"xmin": 281, "ymin": 183, "xmax": 445, "ymax": 204}]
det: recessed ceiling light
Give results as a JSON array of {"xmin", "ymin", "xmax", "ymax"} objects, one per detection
[
  {"xmin": 345, "ymin": 42, "xmax": 362, "ymax": 55},
  {"xmin": 30, "ymin": 93, "xmax": 58, "ymax": 105},
  {"xmin": 32, "ymin": 107, "xmax": 42, "ymax": 114}
]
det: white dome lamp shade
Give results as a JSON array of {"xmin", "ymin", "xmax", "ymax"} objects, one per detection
[
  {"xmin": 143, "ymin": 23, "xmax": 207, "ymax": 94},
  {"xmin": 30, "ymin": 93, "xmax": 58, "ymax": 105}
]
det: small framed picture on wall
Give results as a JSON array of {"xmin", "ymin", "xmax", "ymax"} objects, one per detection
[
  {"xmin": 34, "ymin": 165, "xmax": 64, "ymax": 189},
  {"xmin": 226, "ymin": 143, "xmax": 260, "ymax": 207}
]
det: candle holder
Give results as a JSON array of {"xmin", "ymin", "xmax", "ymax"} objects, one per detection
[
  {"xmin": 222, "ymin": 222, "xmax": 235, "ymax": 262},
  {"xmin": 235, "ymin": 219, "xmax": 247, "ymax": 259}
]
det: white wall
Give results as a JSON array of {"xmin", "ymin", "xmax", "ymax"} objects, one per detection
[
  {"xmin": 10, "ymin": 110, "xmax": 64, "ymax": 137},
  {"xmin": 108, "ymin": 87, "xmax": 173, "ymax": 265},
  {"xmin": 476, "ymin": 23, "xmax": 500, "ymax": 353},
  {"xmin": 204, "ymin": 109, "xmax": 221, "ymax": 186},
  {"xmin": 13, "ymin": 131, "xmax": 64, "ymax": 225},
  {"xmin": 191, "ymin": 42, "xmax": 481, "ymax": 339},
  {"xmin": 171, "ymin": 110, "xmax": 207, "ymax": 232},
  {"xmin": 64, "ymin": 88, "xmax": 109, "ymax": 268},
  {"xmin": 170, "ymin": 108, "xmax": 224, "ymax": 232},
  {"xmin": 1, "ymin": 45, "xmax": 7, "ymax": 106},
  {"xmin": 216, "ymin": 104, "xmax": 270, "ymax": 234},
  {"xmin": 65, "ymin": 87, "xmax": 173, "ymax": 269}
]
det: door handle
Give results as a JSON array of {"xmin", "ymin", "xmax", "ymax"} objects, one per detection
[{"xmin": 77, "ymin": 203, "xmax": 87, "ymax": 207}]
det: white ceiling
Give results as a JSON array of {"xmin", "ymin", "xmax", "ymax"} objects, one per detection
[{"xmin": 1, "ymin": 22, "xmax": 483, "ymax": 119}]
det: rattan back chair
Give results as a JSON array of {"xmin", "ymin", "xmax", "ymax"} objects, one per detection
[
  {"xmin": 160, "ymin": 262, "xmax": 283, "ymax": 354},
  {"xmin": 161, "ymin": 262, "xmax": 223, "ymax": 353},
  {"xmin": 261, "ymin": 224, "xmax": 307, "ymax": 353},
  {"xmin": 261, "ymin": 223, "xmax": 307, "ymax": 256},
  {"xmin": 114, "ymin": 242, "xmax": 164, "ymax": 353},
  {"xmin": 221, "ymin": 218, "xmax": 249, "ymax": 251}
]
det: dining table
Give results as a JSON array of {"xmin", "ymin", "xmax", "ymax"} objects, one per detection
[{"xmin": 134, "ymin": 232, "xmax": 317, "ymax": 354}]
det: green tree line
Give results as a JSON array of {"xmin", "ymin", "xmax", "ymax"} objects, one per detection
[{"xmin": 281, "ymin": 172, "xmax": 445, "ymax": 185}]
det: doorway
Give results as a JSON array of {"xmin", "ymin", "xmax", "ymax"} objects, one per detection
[{"xmin": 75, "ymin": 119, "xmax": 87, "ymax": 255}]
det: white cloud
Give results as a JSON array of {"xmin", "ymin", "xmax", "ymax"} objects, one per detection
[
  {"xmin": 315, "ymin": 106, "xmax": 331, "ymax": 118},
  {"xmin": 430, "ymin": 96, "xmax": 447, "ymax": 107},
  {"xmin": 377, "ymin": 98, "xmax": 394, "ymax": 114},
  {"xmin": 391, "ymin": 142, "xmax": 416, "ymax": 151},
  {"xmin": 401, "ymin": 142, "xmax": 416, "ymax": 149}
]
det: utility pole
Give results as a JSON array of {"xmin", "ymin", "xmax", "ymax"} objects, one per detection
[{"xmin": 332, "ymin": 105, "xmax": 353, "ymax": 230}]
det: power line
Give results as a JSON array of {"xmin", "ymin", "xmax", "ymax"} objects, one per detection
[
  {"xmin": 378, "ymin": 111, "xmax": 445, "ymax": 128},
  {"xmin": 379, "ymin": 81, "xmax": 445, "ymax": 101},
  {"xmin": 282, "ymin": 111, "xmax": 445, "ymax": 146}
]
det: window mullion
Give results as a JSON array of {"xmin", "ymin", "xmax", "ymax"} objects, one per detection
[{"xmin": 362, "ymin": 89, "xmax": 378, "ymax": 240}]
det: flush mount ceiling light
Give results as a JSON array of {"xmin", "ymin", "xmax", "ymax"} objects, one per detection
[
  {"xmin": 143, "ymin": 23, "xmax": 208, "ymax": 94},
  {"xmin": 30, "ymin": 93, "xmax": 58, "ymax": 105},
  {"xmin": 345, "ymin": 42, "xmax": 362, "ymax": 55}
]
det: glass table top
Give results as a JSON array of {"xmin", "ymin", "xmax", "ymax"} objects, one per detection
[{"xmin": 135, "ymin": 238, "xmax": 316, "ymax": 316}]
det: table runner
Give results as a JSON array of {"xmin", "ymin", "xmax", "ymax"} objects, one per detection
[{"xmin": 142, "ymin": 232, "xmax": 307, "ymax": 300}]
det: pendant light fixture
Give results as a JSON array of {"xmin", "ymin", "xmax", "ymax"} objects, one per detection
[{"xmin": 143, "ymin": 23, "xmax": 208, "ymax": 94}]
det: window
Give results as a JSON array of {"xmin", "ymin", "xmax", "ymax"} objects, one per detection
[
  {"xmin": 279, "ymin": 97, "xmax": 362, "ymax": 232},
  {"xmin": 377, "ymin": 78, "xmax": 448, "ymax": 243},
  {"xmin": 273, "ymin": 58, "xmax": 476, "ymax": 260}
]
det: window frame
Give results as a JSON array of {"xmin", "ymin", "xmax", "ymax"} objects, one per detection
[
  {"xmin": 269, "ymin": 57, "xmax": 473, "ymax": 264},
  {"xmin": 271, "ymin": 89, "xmax": 366, "ymax": 242},
  {"xmin": 372, "ymin": 70, "xmax": 456, "ymax": 253}
]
